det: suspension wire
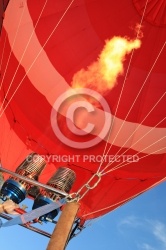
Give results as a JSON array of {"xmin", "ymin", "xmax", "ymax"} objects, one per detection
[
  {"xmin": 97, "ymin": 0, "xmax": 149, "ymax": 174},
  {"xmin": 115, "ymin": 116, "xmax": 165, "ymax": 158},
  {"xmin": 0, "ymin": 0, "xmax": 154, "ymax": 204},
  {"xmin": 82, "ymin": 176, "xmax": 166, "ymax": 218},
  {"xmin": 100, "ymin": 115, "xmax": 166, "ymax": 175},
  {"xmin": 83, "ymin": 194, "xmax": 139, "ymax": 218},
  {"xmin": 1, "ymin": 1, "xmax": 165, "ymax": 217},
  {"xmin": 0, "ymin": 0, "xmax": 75, "ymax": 158},
  {"xmin": 0, "ymin": 2, "xmax": 165, "ymax": 235},
  {"xmin": 0, "ymin": 0, "xmax": 76, "ymax": 118},
  {"xmin": 74, "ymin": 133, "xmax": 166, "ymax": 199},
  {"xmin": 76, "ymin": 179, "xmax": 132, "ymax": 230},
  {"xmin": 50, "ymin": 172, "xmax": 165, "ymax": 234},
  {"xmin": 99, "ymin": 40, "xmax": 166, "ymax": 175},
  {"xmin": 102, "ymin": 139, "xmax": 166, "ymax": 176},
  {"xmin": 82, "ymin": 202, "xmax": 125, "ymax": 236},
  {"xmin": 0, "ymin": 0, "xmax": 75, "ymax": 168},
  {"xmin": 101, "ymin": 139, "xmax": 166, "ymax": 175},
  {"xmin": 81, "ymin": 173, "xmax": 165, "ymax": 229},
  {"xmin": 75, "ymin": 40, "xmax": 166, "ymax": 199},
  {"xmin": 0, "ymin": 0, "xmax": 49, "ymax": 112},
  {"xmin": 108, "ymin": 92, "xmax": 165, "ymax": 158},
  {"xmin": 76, "ymin": 136, "xmax": 166, "ymax": 204},
  {"xmin": 0, "ymin": 4, "xmax": 26, "ymax": 92},
  {"xmin": 0, "ymin": 0, "xmax": 54, "ymax": 166}
]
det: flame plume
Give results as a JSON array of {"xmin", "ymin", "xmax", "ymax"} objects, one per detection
[{"xmin": 72, "ymin": 36, "xmax": 141, "ymax": 94}]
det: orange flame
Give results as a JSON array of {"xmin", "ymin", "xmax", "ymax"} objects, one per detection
[
  {"xmin": 71, "ymin": 36, "xmax": 141, "ymax": 94},
  {"xmin": 134, "ymin": 23, "xmax": 144, "ymax": 39}
]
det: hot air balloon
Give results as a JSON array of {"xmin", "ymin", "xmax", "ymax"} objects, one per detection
[{"xmin": 0, "ymin": 0, "xmax": 166, "ymax": 248}]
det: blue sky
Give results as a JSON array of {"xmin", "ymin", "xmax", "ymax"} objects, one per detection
[{"xmin": 0, "ymin": 181, "xmax": 166, "ymax": 250}]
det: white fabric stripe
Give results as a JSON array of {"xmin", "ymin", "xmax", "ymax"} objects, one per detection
[{"xmin": 3, "ymin": 0, "xmax": 166, "ymax": 154}]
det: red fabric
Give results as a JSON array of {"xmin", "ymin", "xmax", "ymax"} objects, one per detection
[{"xmin": 0, "ymin": 0, "xmax": 166, "ymax": 220}]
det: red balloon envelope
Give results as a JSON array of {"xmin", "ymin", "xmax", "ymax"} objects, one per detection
[{"xmin": 0, "ymin": 0, "xmax": 166, "ymax": 221}]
